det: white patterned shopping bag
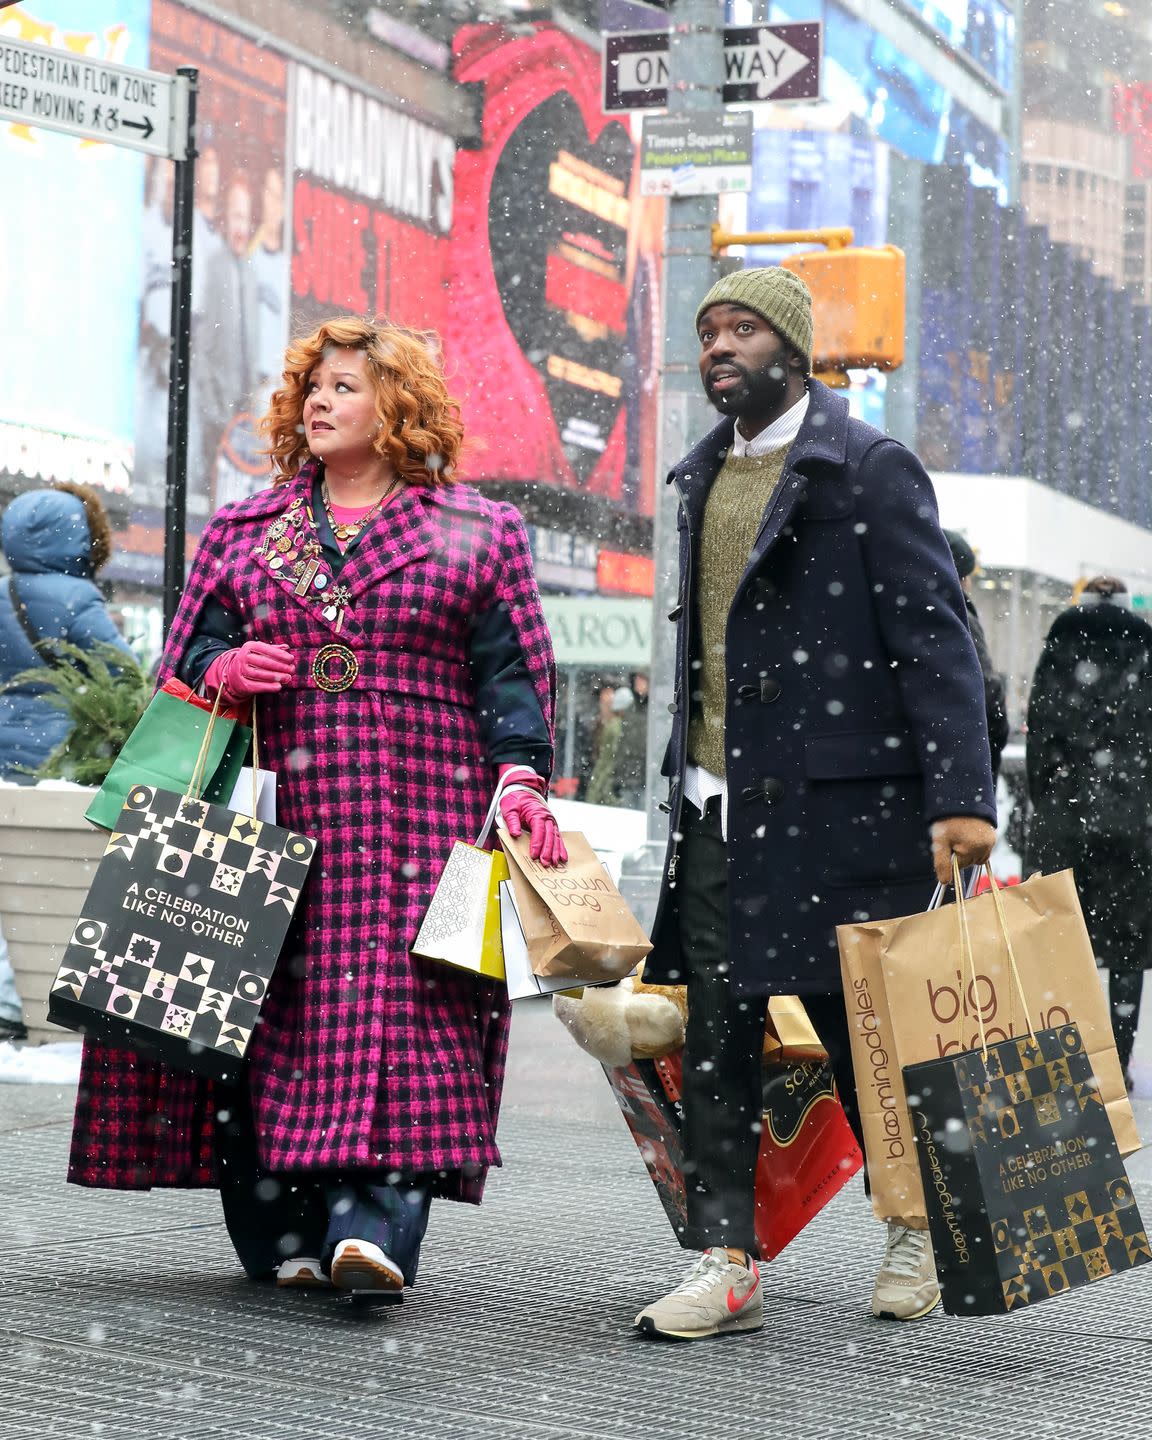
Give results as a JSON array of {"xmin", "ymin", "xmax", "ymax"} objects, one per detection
[{"xmin": 411, "ymin": 771, "xmax": 538, "ymax": 981}]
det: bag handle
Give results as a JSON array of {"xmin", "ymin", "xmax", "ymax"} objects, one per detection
[
  {"xmin": 184, "ymin": 693, "xmax": 263, "ymax": 814},
  {"xmin": 185, "ymin": 689, "xmax": 225, "ymax": 802},
  {"xmin": 950, "ymin": 856, "xmax": 1036, "ymax": 1058},
  {"xmin": 981, "ymin": 861, "xmax": 1036, "ymax": 1047},
  {"xmin": 249, "ymin": 702, "xmax": 261, "ymax": 817},
  {"xmin": 928, "ymin": 867, "xmax": 979, "ymax": 911},
  {"xmin": 475, "ymin": 765, "xmax": 536, "ymax": 849}
]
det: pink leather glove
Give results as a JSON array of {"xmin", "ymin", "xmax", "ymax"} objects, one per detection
[
  {"xmin": 205, "ymin": 641, "xmax": 295, "ymax": 703},
  {"xmin": 498, "ymin": 764, "xmax": 567, "ymax": 868}
]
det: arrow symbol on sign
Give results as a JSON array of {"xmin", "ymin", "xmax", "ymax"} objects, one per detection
[
  {"xmin": 725, "ymin": 34, "xmax": 812, "ymax": 102},
  {"xmin": 122, "ymin": 114, "xmax": 154, "ymax": 140}
]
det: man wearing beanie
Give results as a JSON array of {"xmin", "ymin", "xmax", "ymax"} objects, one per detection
[{"xmin": 635, "ymin": 266, "xmax": 997, "ymax": 1339}]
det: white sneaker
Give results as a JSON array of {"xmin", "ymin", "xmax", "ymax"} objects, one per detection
[
  {"xmin": 871, "ymin": 1223, "xmax": 940, "ymax": 1320},
  {"xmin": 635, "ymin": 1249, "xmax": 763, "ymax": 1340},
  {"xmin": 276, "ymin": 1257, "xmax": 332, "ymax": 1290},
  {"xmin": 329, "ymin": 1239, "xmax": 404, "ymax": 1294}
]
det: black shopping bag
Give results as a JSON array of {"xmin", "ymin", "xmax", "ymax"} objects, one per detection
[
  {"xmin": 906, "ymin": 863, "xmax": 1152, "ymax": 1316},
  {"xmin": 906, "ymin": 1023, "xmax": 1150, "ymax": 1315},
  {"xmin": 49, "ymin": 783, "xmax": 315, "ymax": 1083}
]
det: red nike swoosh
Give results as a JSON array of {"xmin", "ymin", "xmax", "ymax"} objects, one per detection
[{"xmin": 726, "ymin": 1268, "xmax": 760, "ymax": 1314}]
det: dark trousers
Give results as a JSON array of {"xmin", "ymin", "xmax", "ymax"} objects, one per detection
[
  {"xmin": 1109, "ymin": 969, "xmax": 1145, "ymax": 1073},
  {"xmin": 213, "ymin": 1081, "xmax": 432, "ymax": 1285},
  {"xmin": 675, "ymin": 800, "xmax": 866, "ymax": 1257}
]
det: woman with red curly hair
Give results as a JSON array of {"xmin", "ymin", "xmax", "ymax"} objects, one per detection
[{"xmin": 69, "ymin": 317, "xmax": 562, "ymax": 1300}]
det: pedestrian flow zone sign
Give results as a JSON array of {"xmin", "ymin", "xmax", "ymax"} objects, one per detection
[
  {"xmin": 604, "ymin": 23, "xmax": 822, "ymax": 112},
  {"xmin": 0, "ymin": 35, "xmax": 191, "ymax": 159}
]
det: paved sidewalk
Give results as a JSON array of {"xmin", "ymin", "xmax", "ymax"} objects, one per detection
[{"xmin": 3, "ymin": 1002, "xmax": 1152, "ymax": 1440}]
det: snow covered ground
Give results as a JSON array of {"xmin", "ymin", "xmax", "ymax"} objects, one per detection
[{"xmin": 0, "ymin": 1040, "xmax": 82, "ymax": 1085}]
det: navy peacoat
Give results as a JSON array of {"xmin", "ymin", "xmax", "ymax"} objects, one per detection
[{"xmin": 646, "ymin": 379, "xmax": 996, "ymax": 997}]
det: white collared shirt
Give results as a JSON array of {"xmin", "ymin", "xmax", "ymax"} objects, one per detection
[
  {"xmin": 683, "ymin": 391, "xmax": 811, "ymax": 836},
  {"xmin": 729, "ymin": 391, "xmax": 810, "ymax": 456}
]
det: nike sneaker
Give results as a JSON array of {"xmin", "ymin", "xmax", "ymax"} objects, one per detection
[
  {"xmin": 635, "ymin": 1248, "xmax": 763, "ymax": 1340},
  {"xmin": 871, "ymin": 1223, "xmax": 941, "ymax": 1320}
]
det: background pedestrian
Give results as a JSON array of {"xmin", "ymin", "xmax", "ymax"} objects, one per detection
[
  {"xmin": 0, "ymin": 483, "xmax": 132, "ymax": 779},
  {"xmin": 944, "ymin": 529, "xmax": 1010, "ymax": 780},
  {"xmin": 611, "ymin": 673, "xmax": 649, "ymax": 810},
  {"xmin": 1025, "ymin": 575, "xmax": 1152, "ymax": 1085},
  {"xmin": 0, "ymin": 482, "xmax": 132, "ymax": 1044},
  {"xmin": 586, "ymin": 684, "xmax": 634, "ymax": 805}
]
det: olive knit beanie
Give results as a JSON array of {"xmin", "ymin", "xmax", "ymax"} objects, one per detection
[{"xmin": 696, "ymin": 266, "xmax": 813, "ymax": 369}]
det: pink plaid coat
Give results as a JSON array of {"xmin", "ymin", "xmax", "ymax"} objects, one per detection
[{"xmin": 69, "ymin": 466, "xmax": 555, "ymax": 1203}]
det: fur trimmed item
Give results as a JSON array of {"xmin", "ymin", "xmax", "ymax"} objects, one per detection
[
  {"xmin": 552, "ymin": 971, "xmax": 827, "ymax": 1066},
  {"xmin": 552, "ymin": 975, "xmax": 685, "ymax": 1067}
]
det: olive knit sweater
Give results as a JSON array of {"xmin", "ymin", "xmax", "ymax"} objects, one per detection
[{"xmin": 687, "ymin": 446, "xmax": 790, "ymax": 776}]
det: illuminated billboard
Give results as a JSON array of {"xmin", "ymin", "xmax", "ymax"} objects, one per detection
[
  {"xmin": 900, "ymin": 0, "xmax": 1015, "ymax": 92},
  {"xmin": 137, "ymin": 1, "xmax": 290, "ymax": 517},
  {"xmin": 449, "ymin": 24, "xmax": 663, "ymax": 512},
  {"xmin": 0, "ymin": 2, "xmax": 150, "ymax": 493},
  {"xmin": 766, "ymin": 0, "xmax": 1011, "ymax": 192}
]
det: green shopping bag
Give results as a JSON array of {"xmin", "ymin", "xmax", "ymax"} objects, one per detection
[{"xmin": 84, "ymin": 680, "xmax": 252, "ymax": 831}]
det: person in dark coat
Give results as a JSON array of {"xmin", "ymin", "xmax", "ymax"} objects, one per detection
[
  {"xmin": 1025, "ymin": 576, "xmax": 1152, "ymax": 1085},
  {"xmin": 943, "ymin": 529, "xmax": 1009, "ymax": 779},
  {"xmin": 0, "ymin": 484, "xmax": 130, "ymax": 1044},
  {"xmin": 635, "ymin": 267, "xmax": 996, "ymax": 1341},
  {"xmin": 69, "ymin": 317, "xmax": 563, "ymax": 1302}
]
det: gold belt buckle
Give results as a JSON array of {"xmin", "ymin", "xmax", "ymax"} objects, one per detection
[{"xmin": 311, "ymin": 643, "xmax": 359, "ymax": 694}]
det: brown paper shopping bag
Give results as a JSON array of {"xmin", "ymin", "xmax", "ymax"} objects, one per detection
[
  {"xmin": 498, "ymin": 826, "xmax": 651, "ymax": 982},
  {"xmin": 838, "ymin": 869, "xmax": 1141, "ymax": 1226},
  {"xmin": 838, "ymin": 913, "xmax": 924, "ymax": 1224}
]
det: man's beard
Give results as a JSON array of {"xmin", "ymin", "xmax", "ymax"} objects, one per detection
[{"xmin": 705, "ymin": 357, "xmax": 789, "ymax": 416}]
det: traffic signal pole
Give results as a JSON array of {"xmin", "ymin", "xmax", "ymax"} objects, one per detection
[{"xmin": 627, "ymin": 0, "xmax": 726, "ymax": 919}]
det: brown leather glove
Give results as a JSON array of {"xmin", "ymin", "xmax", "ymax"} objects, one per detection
[{"xmin": 930, "ymin": 816, "xmax": 997, "ymax": 886}]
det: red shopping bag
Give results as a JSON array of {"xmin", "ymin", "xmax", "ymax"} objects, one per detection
[{"xmin": 604, "ymin": 1050, "xmax": 862, "ymax": 1259}]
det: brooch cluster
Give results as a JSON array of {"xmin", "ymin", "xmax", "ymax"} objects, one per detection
[{"xmin": 256, "ymin": 496, "xmax": 352, "ymax": 633}]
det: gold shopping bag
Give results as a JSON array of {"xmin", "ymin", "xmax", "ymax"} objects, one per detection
[
  {"xmin": 765, "ymin": 994, "xmax": 827, "ymax": 1064},
  {"xmin": 411, "ymin": 780, "xmax": 513, "ymax": 981}
]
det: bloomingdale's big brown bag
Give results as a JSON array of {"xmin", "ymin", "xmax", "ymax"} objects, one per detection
[{"xmin": 836, "ymin": 870, "xmax": 1140, "ymax": 1227}]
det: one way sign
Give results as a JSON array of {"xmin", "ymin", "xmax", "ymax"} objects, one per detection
[{"xmin": 603, "ymin": 22, "xmax": 822, "ymax": 112}]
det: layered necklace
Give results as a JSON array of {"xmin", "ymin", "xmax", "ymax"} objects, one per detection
[{"xmin": 321, "ymin": 476, "xmax": 401, "ymax": 544}]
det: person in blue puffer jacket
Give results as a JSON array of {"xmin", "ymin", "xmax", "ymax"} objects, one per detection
[
  {"xmin": 0, "ymin": 483, "xmax": 131, "ymax": 1041},
  {"xmin": 0, "ymin": 483, "xmax": 131, "ymax": 781}
]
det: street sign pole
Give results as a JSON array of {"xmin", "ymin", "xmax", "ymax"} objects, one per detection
[
  {"xmin": 643, "ymin": 0, "xmax": 725, "ymax": 853},
  {"xmin": 162, "ymin": 66, "xmax": 198, "ymax": 639}
]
